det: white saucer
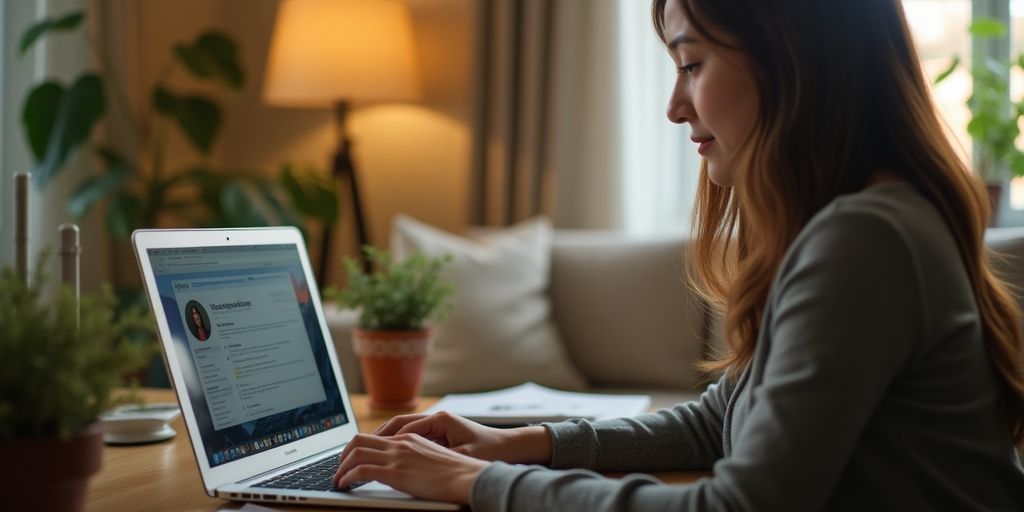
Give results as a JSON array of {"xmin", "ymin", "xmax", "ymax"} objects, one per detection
[
  {"xmin": 100, "ymin": 402, "xmax": 182, "ymax": 445},
  {"xmin": 104, "ymin": 424, "xmax": 177, "ymax": 445}
]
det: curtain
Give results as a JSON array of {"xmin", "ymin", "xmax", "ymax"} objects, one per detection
[
  {"xmin": 470, "ymin": 0, "xmax": 699, "ymax": 232},
  {"xmin": 470, "ymin": 0, "xmax": 556, "ymax": 226}
]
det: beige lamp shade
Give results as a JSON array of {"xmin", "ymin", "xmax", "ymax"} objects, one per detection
[{"xmin": 263, "ymin": 0, "xmax": 421, "ymax": 107}]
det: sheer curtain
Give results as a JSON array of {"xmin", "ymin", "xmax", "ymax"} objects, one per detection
[
  {"xmin": 547, "ymin": 0, "xmax": 699, "ymax": 233},
  {"xmin": 616, "ymin": 0, "xmax": 699, "ymax": 235}
]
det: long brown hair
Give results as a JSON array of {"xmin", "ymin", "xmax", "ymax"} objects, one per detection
[{"xmin": 653, "ymin": 0, "xmax": 1024, "ymax": 443}]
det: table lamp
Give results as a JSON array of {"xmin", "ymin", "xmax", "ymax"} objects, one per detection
[{"xmin": 263, "ymin": 0, "xmax": 421, "ymax": 284}]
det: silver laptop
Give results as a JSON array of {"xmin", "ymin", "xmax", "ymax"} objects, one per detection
[{"xmin": 133, "ymin": 227, "xmax": 459, "ymax": 510}]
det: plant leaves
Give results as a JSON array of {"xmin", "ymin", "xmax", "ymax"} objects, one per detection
[
  {"xmin": 0, "ymin": 252, "xmax": 153, "ymax": 441},
  {"xmin": 69, "ymin": 170, "xmax": 128, "ymax": 220},
  {"xmin": 256, "ymin": 179, "xmax": 305, "ymax": 227},
  {"xmin": 219, "ymin": 182, "xmax": 264, "ymax": 227},
  {"xmin": 68, "ymin": 148, "xmax": 131, "ymax": 219},
  {"xmin": 971, "ymin": 18, "xmax": 1007, "ymax": 39},
  {"xmin": 281, "ymin": 164, "xmax": 339, "ymax": 225},
  {"xmin": 151, "ymin": 87, "xmax": 221, "ymax": 154},
  {"xmin": 934, "ymin": 55, "xmax": 960, "ymax": 85},
  {"xmin": 174, "ymin": 31, "xmax": 244, "ymax": 90},
  {"xmin": 32, "ymin": 74, "xmax": 106, "ymax": 187},
  {"xmin": 330, "ymin": 248, "xmax": 455, "ymax": 330},
  {"xmin": 22, "ymin": 82, "xmax": 64, "ymax": 161},
  {"xmin": 152, "ymin": 86, "xmax": 177, "ymax": 115},
  {"xmin": 218, "ymin": 179, "xmax": 304, "ymax": 228},
  {"xmin": 106, "ymin": 193, "xmax": 142, "ymax": 240},
  {"xmin": 1011, "ymin": 151, "xmax": 1024, "ymax": 176},
  {"xmin": 19, "ymin": 11, "xmax": 85, "ymax": 56},
  {"xmin": 175, "ymin": 96, "xmax": 220, "ymax": 153}
]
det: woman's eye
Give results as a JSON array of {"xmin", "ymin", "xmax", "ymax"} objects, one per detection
[{"xmin": 679, "ymin": 63, "xmax": 701, "ymax": 75}]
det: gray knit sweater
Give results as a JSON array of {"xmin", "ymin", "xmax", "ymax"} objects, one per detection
[{"xmin": 470, "ymin": 181, "xmax": 1024, "ymax": 511}]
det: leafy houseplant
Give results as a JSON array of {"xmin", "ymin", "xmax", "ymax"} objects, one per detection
[
  {"xmin": 326, "ymin": 248, "xmax": 454, "ymax": 409},
  {"xmin": 19, "ymin": 10, "xmax": 337, "ymax": 242},
  {"xmin": 0, "ymin": 254, "xmax": 152, "ymax": 511},
  {"xmin": 935, "ymin": 18, "xmax": 1024, "ymax": 185}
]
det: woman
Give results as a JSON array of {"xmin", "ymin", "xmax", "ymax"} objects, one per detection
[
  {"xmin": 189, "ymin": 304, "xmax": 209, "ymax": 341},
  {"xmin": 332, "ymin": 0, "xmax": 1024, "ymax": 509}
]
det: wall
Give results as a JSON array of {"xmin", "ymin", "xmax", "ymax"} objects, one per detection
[{"xmin": 94, "ymin": 0, "xmax": 474, "ymax": 287}]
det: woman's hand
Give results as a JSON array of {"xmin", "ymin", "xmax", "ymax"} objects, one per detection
[
  {"xmin": 331, "ymin": 432, "xmax": 488, "ymax": 503},
  {"xmin": 371, "ymin": 411, "xmax": 553, "ymax": 464}
]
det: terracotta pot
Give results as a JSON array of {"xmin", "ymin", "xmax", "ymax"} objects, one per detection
[
  {"xmin": 352, "ymin": 328, "xmax": 431, "ymax": 410},
  {"xmin": 0, "ymin": 423, "xmax": 104, "ymax": 512}
]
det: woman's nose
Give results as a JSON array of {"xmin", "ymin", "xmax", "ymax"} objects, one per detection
[{"xmin": 666, "ymin": 87, "xmax": 693, "ymax": 125}]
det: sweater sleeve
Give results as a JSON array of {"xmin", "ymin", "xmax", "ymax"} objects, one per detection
[
  {"xmin": 470, "ymin": 208, "xmax": 924, "ymax": 512},
  {"xmin": 543, "ymin": 375, "xmax": 733, "ymax": 471}
]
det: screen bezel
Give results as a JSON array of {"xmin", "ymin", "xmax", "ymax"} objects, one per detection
[{"xmin": 132, "ymin": 227, "xmax": 359, "ymax": 495}]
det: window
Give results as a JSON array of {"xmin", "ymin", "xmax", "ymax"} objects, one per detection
[
  {"xmin": 904, "ymin": 0, "xmax": 973, "ymax": 166},
  {"xmin": 905, "ymin": 0, "xmax": 1024, "ymax": 222},
  {"xmin": 617, "ymin": 0, "xmax": 701, "ymax": 235}
]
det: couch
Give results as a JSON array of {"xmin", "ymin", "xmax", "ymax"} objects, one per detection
[{"xmin": 324, "ymin": 226, "xmax": 1024, "ymax": 410}]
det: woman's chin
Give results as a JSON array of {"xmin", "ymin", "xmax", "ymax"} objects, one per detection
[{"xmin": 706, "ymin": 162, "xmax": 734, "ymax": 188}]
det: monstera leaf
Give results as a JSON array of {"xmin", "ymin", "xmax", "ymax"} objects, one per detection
[
  {"xmin": 22, "ymin": 74, "xmax": 106, "ymax": 186},
  {"xmin": 152, "ymin": 86, "xmax": 221, "ymax": 155},
  {"xmin": 174, "ymin": 31, "xmax": 244, "ymax": 90},
  {"xmin": 19, "ymin": 10, "xmax": 84, "ymax": 55}
]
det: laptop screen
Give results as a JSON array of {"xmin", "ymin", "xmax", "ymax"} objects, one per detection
[{"xmin": 147, "ymin": 243, "xmax": 349, "ymax": 468}]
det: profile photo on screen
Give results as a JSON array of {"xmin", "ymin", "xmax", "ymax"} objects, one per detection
[{"xmin": 185, "ymin": 300, "xmax": 212, "ymax": 342}]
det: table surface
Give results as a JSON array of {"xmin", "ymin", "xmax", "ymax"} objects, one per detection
[{"xmin": 86, "ymin": 389, "xmax": 709, "ymax": 511}]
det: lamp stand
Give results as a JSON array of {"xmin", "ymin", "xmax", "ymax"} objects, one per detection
[{"xmin": 319, "ymin": 101, "xmax": 372, "ymax": 288}]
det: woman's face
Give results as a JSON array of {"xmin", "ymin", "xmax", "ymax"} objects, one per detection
[
  {"xmin": 663, "ymin": 1, "xmax": 759, "ymax": 187},
  {"xmin": 191, "ymin": 308, "xmax": 202, "ymax": 328}
]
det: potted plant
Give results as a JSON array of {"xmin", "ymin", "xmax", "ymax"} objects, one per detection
[
  {"xmin": 935, "ymin": 18, "xmax": 1024, "ymax": 220},
  {"xmin": 326, "ymin": 247, "xmax": 454, "ymax": 410},
  {"xmin": 0, "ymin": 255, "xmax": 151, "ymax": 511}
]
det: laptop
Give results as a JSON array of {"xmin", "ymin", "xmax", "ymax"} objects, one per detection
[{"xmin": 132, "ymin": 227, "xmax": 460, "ymax": 510}]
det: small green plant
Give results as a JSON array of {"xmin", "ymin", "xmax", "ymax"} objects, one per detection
[
  {"xmin": 0, "ymin": 253, "xmax": 153, "ymax": 441},
  {"xmin": 326, "ymin": 248, "xmax": 455, "ymax": 331},
  {"xmin": 935, "ymin": 18, "xmax": 1024, "ymax": 182}
]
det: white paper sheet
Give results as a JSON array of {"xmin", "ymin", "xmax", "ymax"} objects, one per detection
[{"xmin": 425, "ymin": 382, "xmax": 651, "ymax": 426}]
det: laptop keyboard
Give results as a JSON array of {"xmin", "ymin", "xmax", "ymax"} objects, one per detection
[{"xmin": 253, "ymin": 455, "xmax": 366, "ymax": 492}]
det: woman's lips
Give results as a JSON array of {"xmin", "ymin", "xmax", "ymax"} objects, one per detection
[{"xmin": 697, "ymin": 139, "xmax": 714, "ymax": 156}]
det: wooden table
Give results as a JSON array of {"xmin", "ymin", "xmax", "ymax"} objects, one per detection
[{"xmin": 86, "ymin": 389, "xmax": 709, "ymax": 511}]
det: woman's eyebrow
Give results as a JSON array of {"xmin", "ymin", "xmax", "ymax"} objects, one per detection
[{"xmin": 667, "ymin": 33, "xmax": 698, "ymax": 51}]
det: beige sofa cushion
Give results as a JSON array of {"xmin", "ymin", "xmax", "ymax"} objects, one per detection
[
  {"xmin": 986, "ymin": 227, "xmax": 1024, "ymax": 312},
  {"xmin": 391, "ymin": 215, "xmax": 588, "ymax": 394},
  {"xmin": 550, "ymin": 231, "xmax": 707, "ymax": 389}
]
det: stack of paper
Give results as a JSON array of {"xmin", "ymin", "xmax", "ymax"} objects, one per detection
[{"xmin": 424, "ymin": 382, "xmax": 651, "ymax": 427}]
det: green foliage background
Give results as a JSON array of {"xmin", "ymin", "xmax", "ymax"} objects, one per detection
[
  {"xmin": 19, "ymin": 10, "xmax": 337, "ymax": 241},
  {"xmin": 936, "ymin": 18, "xmax": 1024, "ymax": 181}
]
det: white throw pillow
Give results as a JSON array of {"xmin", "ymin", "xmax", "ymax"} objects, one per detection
[{"xmin": 391, "ymin": 215, "xmax": 588, "ymax": 394}]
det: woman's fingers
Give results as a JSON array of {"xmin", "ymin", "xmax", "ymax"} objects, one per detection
[
  {"xmin": 374, "ymin": 414, "xmax": 430, "ymax": 436},
  {"xmin": 334, "ymin": 433, "xmax": 487, "ymax": 504},
  {"xmin": 395, "ymin": 412, "xmax": 456, "ymax": 440},
  {"xmin": 335, "ymin": 433, "xmax": 390, "ymax": 480},
  {"xmin": 333, "ymin": 443, "xmax": 389, "ymax": 487},
  {"xmin": 335, "ymin": 464, "xmax": 391, "ymax": 490}
]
